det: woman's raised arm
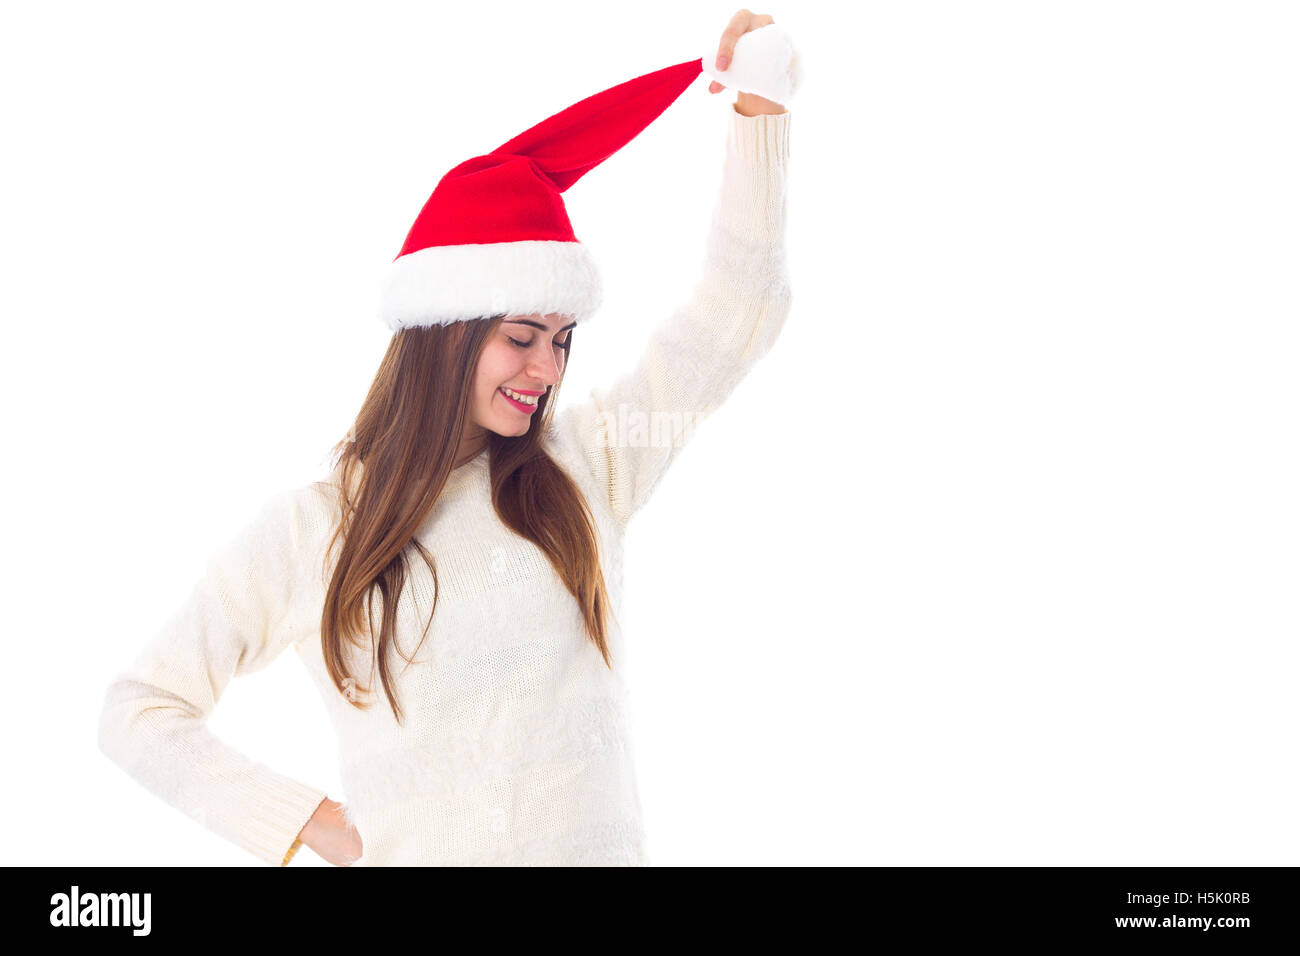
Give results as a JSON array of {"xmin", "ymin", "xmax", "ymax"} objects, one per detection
[{"xmin": 551, "ymin": 104, "xmax": 792, "ymax": 530}]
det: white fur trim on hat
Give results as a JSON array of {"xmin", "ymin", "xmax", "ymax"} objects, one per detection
[
  {"xmin": 699, "ymin": 22, "xmax": 802, "ymax": 107},
  {"xmin": 379, "ymin": 240, "xmax": 603, "ymax": 331}
]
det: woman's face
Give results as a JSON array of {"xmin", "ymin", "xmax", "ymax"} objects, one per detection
[{"xmin": 469, "ymin": 312, "xmax": 574, "ymax": 437}]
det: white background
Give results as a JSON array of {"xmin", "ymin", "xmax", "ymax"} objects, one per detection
[{"xmin": 2, "ymin": 0, "xmax": 1296, "ymax": 866}]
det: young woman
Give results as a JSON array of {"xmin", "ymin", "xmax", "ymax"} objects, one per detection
[{"xmin": 98, "ymin": 10, "xmax": 797, "ymax": 866}]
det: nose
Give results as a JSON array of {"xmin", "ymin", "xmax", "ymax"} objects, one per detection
[{"xmin": 525, "ymin": 346, "xmax": 563, "ymax": 388}]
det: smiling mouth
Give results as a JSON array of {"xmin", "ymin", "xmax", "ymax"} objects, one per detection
[{"xmin": 499, "ymin": 387, "xmax": 540, "ymax": 412}]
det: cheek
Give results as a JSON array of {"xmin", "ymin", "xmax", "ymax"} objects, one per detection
[
  {"xmin": 473, "ymin": 345, "xmax": 521, "ymax": 410},
  {"xmin": 476, "ymin": 347, "xmax": 511, "ymax": 386},
  {"xmin": 479, "ymin": 377, "xmax": 503, "ymax": 416}
]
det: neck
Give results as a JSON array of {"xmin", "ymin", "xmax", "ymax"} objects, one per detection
[{"xmin": 454, "ymin": 427, "xmax": 488, "ymax": 469}]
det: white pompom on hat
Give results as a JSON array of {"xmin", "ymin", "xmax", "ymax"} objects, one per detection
[{"xmin": 699, "ymin": 21, "xmax": 802, "ymax": 107}]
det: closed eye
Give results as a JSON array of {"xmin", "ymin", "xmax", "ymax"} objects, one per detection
[{"xmin": 508, "ymin": 336, "xmax": 572, "ymax": 352}]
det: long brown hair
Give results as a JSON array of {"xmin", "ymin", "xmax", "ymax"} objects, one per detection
[{"xmin": 317, "ymin": 314, "xmax": 615, "ymax": 724}]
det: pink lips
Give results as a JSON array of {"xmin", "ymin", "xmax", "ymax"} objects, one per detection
[{"xmin": 499, "ymin": 387, "xmax": 540, "ymax": 414}]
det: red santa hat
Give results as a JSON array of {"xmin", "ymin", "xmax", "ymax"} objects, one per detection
[{"xmin": 379, "ymin": 23, "xmax": 800, "ymax": 332}]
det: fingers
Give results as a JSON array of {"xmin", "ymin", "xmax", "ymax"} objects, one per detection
[
  {"xmin": 715, "ymin": 8, "xmax": 752, "ymax": 71},
  {"xmin": 714, "ymin": 9, "xmax": 776, "ymax": 72},
  {"xmin": 711, "ymin": 9, "xmax": 777, "ymax": 96}
]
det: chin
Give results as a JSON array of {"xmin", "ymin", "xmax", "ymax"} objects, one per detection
[{"xmin": 489, "ymin": 414, "xmax": 532, "ymax": 436}]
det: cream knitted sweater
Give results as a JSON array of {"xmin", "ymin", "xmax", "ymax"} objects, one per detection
[{"xmin": 98, "ymin": 105, "xmax": 792, "ymax": 867}]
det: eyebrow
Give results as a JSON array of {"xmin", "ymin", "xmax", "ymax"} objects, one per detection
[{"xmin": 502, "ymin": 319, "xmax": 578, "ymax": 332}]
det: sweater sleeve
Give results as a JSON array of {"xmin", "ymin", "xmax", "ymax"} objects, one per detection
[
  {"xmin": 551, "ymin": 106, "xmax": 792, "ymax": 530},
  {"xmin": 96, "ymin": 487, "xmax": 330, "ymax": 867}
]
